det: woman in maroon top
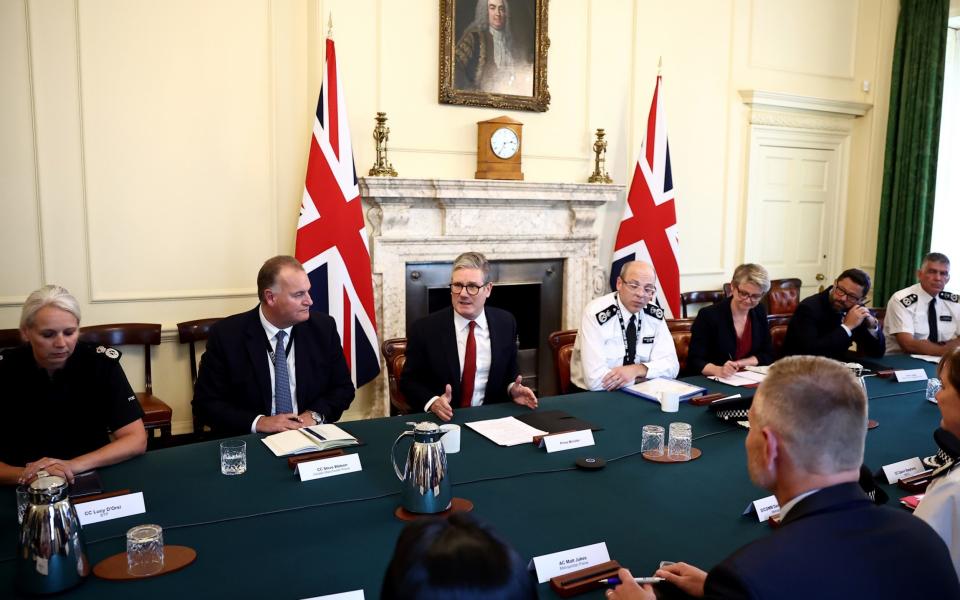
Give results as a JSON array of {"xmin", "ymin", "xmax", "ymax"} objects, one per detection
[{"xmin": 688, "ymin": 264, "xmax": 775, "ymax": 378}]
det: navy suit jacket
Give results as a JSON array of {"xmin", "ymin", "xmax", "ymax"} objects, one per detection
[
  {"xmin": 782, "ymin": 287, "xmax": 885, "ymax": 360},
  {"xmin": 400, "ymin": 306, "xmax": 520, "ymax": 413},
  {"xmin": 192, "ymin": 307, "xmax": 355, "ymax": 435},
  {"xmin": 687, "ymin": 298, "xmax": 773, "ymax": 375},
  {"xmin": 702, "ymin": 483, "xmax": 959, "ymax": 599}
]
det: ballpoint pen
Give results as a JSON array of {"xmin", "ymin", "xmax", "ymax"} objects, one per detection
[{"xmin": 600, "ymin": 576, "xmax": 665, "ymax": 585}]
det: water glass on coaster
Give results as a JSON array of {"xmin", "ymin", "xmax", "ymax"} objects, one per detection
[
  {"xmin": 927, "ymin": 378, "xmax": 942, "ymax": 403},
  {"xmin": 641, "ymin": 425, "xmax": 665, "ymax": 457},
  {"xmin": 127, "ymin": 524, "xmax": 164, "ymax": 576},
  {"xmin": 15, "ymin": 485, "xmax": 29, "ymax": 525},
  {"xmin": 220, "ymin": 440, "xmax": 247, "ymax": 475},
  {"xmin": 668, "ymin": 422, "xmax": 693, "ymax": 461}
]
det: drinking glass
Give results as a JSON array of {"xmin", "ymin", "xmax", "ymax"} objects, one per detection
[
  {"xmin": 220, "ymin": 440, "xmax": 247, "ymax": 475},
  {"xmin": 927, "ymin": 378, "xmax": 942, "ymax": 403},
  {"xmin": 667, "ymin": 422, "xmax": 693, "ymax": 461},
  {"xmin": 127, "ymin": 524, "xmax": 164, "ymax": 576},
  {"xmin": 641, "ymin": 425, "xmax": 665, "ymax": 456}
]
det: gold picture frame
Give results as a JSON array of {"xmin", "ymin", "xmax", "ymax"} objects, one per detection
[{"xmin": 439, "ymin": 0, "xmax": 550, "ymax": 112}]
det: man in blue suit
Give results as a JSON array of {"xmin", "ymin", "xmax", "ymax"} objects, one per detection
[
  {"xmin": 193, "ymin": 256, "xmax": 354, "ymax": 436},
  {"xmin": 400, "ymin": 252, "xmax": 537, "ymax": 421},
  {"xmin": 607, "ymin": 355, "xmax": 959, "ymax": 600}
]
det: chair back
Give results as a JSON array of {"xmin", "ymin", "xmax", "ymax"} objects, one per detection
[
  {"xmin": 547, "ymin": 330, "xmax": 578, "ymax": 394},
  {"xmin": 765, "ymin": 278, "xmax": 802, "ymax": 316},
  {"xmin": 0, "ymin": 328, "xmax": 24, "ymax": 350},
  {"xmin": 667, "ymin": 319, "xmax": 695, "ymax": 376},
  {"xmin": 382, "ymin": 338, "xmax": 411, "ymax": 414},
  {"xmin": 870, "ymin": 307, "xmax": 886, "ymax": 330},
  {"xmin": 79, "ymin": 323, "xmax": 161, "ymax": 394},
  {"xmin": 679, "ymin": 290, "xmax": 725, "ymax": 318},
  {"xmin": 176, "ymin": 318, "xmax": 222, "ymax": 386},
  {"xmin": 767, "ymin": 315, "xmax": 791, "ymax": 360}
]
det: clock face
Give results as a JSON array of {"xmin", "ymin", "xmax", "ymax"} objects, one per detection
[{"xmin": 490, "ymin": 127, "xmax": 519, "ymax": 159}]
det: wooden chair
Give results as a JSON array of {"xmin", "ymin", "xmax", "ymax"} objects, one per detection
[
  {"xmin": 870, "ymin": 307, "xmax": 886, "ymax": 331},
  {"xmin": 765, "ymin": 278, "xmax": 802, "ymax": 316},
  {"xmin": 767, "ymin": 314, "xmax": 792, "ymax": 360},
  {"xmin": 176, "ymin": 317, "xmax": 222, "ymax": 434},
  {"xmin": 79, "ymin": 323, "xmax": 173, "ymax": 441},
  {"xmin": 382, "ymin": 338, "xmax": 412, "ymax": 415},
  {"xmin": 547, "ymin": 329, "xmax": 578, "ymax": 394},
  {"xmin": 0, "ymin": 328, "xmax": 24, "ymax": 350},
  {"xmin": 667, "ymin": 319, "xmax": 695, "ymax": 376},
  {"xmin": 679, "ymin": 290, "xmax": 725, "ymax": 318}
]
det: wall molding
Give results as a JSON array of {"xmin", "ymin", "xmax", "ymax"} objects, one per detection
[{"xmin": 739, "ymin": 90, "xmax": 871, "ymax": 118}]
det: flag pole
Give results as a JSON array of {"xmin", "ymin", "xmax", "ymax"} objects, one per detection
[{"xmin": 327, "ymin": 12, "xmax": 333, "ymax": 38}]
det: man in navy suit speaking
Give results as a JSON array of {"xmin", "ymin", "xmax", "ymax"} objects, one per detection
[
  {"xmin": 193, "ymin": 256, "xmax": 354, "ymax": 436},
  {"xmin": 401, "ymin": 252, "xmax": 537, "ymax": 421}
]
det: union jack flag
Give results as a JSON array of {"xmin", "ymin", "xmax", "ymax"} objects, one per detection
[
  {"xmin": 611, "ymin": 74, "xmax": 681, "ymax": 318},
  {"xmin": 295, "ymin": 36, "xmax": 380, "ymax": 388}
]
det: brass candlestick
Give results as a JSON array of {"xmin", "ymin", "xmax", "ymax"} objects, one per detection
[
  {"xmin": 588, "ymin": 128, "xmax": 613, "ymax": 184},
  {"xmin": 369, "ymin": 112, "xmax": 398, "ymax": 177}
]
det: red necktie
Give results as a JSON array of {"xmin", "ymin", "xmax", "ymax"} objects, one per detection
[{"xmin": 461, "ymin": 321, "xmax": 477, "ymax": 408}]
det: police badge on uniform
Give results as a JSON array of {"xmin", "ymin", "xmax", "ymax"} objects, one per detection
[
  {"xmin": 595, "ymin": 305, "xmax": 617, "ymax": 325},
  {"xmin": 97, "ymin": 345, "xmax": 121, "ymax": 360},
  {"xmin": 643, "ymin": 304, "xmax": 664, "ymax": 320},
  {"xmin": 939, "ymin": 291, "xmax": 959, "ymax": 303},
  {"xmin": 900, "ymin": 294, "xmax": 918, "ymax": 308}
]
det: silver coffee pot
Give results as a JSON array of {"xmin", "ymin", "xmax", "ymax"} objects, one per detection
[
  {"xmin": 390, "ymin": 421, "xmax": 452, "ymax": 514},
  {"xmin": 16, "ymin": 474, "xmax": 90, "ymax": 594}
]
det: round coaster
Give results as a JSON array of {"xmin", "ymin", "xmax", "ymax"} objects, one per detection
[
  {"xmin": 93, "ymin": 545, "xmax": 197, "ymax": 581},
  {"xmin": 642, "ymin": 447, "xmax": 702, "ymax": 463},
  {"xmin": 394, "ymin": 497, "xmax": 474, "ymax": 522},
  {"xmin": 575, "ymin": 457, "xmax": 606, "ymax": 470},
  {"xmin": 867, "ymin": 419, "xmax": 879, "ymax": 430}
]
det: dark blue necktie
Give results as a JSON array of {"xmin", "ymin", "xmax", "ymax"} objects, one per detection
[{"xmin": 274, "ymin": 330, "xmax": 293, "ymax": 415}]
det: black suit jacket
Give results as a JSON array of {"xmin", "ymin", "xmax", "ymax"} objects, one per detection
[
  {"xmin": 400, "ymin": 306, "xmax": 520, "ymax": 413},
  {"xmin": 687, "ymin": 298, "xmax": 773, "ymax": 375},
  {"xmin": 782, "ymin": 287, "xmax": 885, "ymax": 360},
  {"xmin": 702, "ymin": 483, "xmax": 959, "ymax": 599},
  {"xmin": 192, "ymin": 307, "xmax": 355, "ymax": 435}
]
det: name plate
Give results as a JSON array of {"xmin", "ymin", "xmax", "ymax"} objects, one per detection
[
  {"xmin": 744, "ymin": 495, "xmax": 781, "ymax": 523},
  {"xmin": 544, "ymin": 430, "xmax": 595, "ymax": 453},
  {"xmin": 297, "ymin": 453, "xmax": 362, "ymax": 482},
  {"xmin": 77, "ymin": 492, "xmax": 146, "ymax": 526},
  {"xmin": 894, "ymin": 369, "xmax": 928, "ymax": 383},
  {"xmin": 882, "ymin": 457, "xmax": 925, "ymax": 483},
  {"xmin": 530, "ymin": 542, "xmax": 610, "ymax": 583},
  {"xmin": 301, "ymin": 590, "xmax": 365, "ymax": 600}
]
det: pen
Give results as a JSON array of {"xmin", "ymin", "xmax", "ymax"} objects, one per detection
[{"xmin": 600, "ymin": 576, "xmax": 664, "ymax": 585}]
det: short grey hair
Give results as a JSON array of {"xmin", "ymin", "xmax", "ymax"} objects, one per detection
[
  {"xmin": 452, "ymin": 252, "xmax": 491, "ymax": 282},
  {"xmin": 20, "ymin": 285, "xmax": 82, "ymax": 330},
  {"xmin": 257, "ymin": 255, "xmax": 305, "ymax": 302},
  {"xmin": 732, "ymin": 263, "xmax": 771, "ymax": 294},
  {"xmin": 753, "ymin": 356, "xmax": 866, "ymax": 474},
  {"xmin": 619, "ymin": 260, "xmax": 655, "ymax": 280}
]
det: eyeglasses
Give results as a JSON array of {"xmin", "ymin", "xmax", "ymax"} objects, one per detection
[
  {"xmin": 621, "ymin": 280, "xmax": 657, "ymax": 295},
  {"xmin": 450, "ymin": 282, "xmax": 488, "ymax": 296},
  {"xmin": 833, "ymin": 283, "xmax": 863, "ymax": 303},
  {"xmin": 734, "ymin": 288, "xmax": 764, "ymax": 302}
]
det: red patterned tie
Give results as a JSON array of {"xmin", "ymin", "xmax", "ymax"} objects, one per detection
[{"xmin": 461, "ymin": 321, "xmax": 477, "ymax": 408}]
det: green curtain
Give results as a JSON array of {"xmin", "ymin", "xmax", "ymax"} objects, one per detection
[{"xmin": 874, "ymin": 0, "xmax": 949, "ymax": 305}]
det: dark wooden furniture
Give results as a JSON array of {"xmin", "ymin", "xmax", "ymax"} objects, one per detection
[
  {"xmin": 767, "ymin": 314, "xmax": 792, "ymax": 360},
  {"xmin": 547, "ymin": 329, "xmax": 578, "ymax": 394},
  {"xmin": 667, "ymin": 318, "xmax": 695, "ymax": 375},
  {"xmin": 679, "ymin": 290, "xmax": 725, "ymax": 318},
  {"xmin": 765, "ymin": 278, "xmax": 802, "ymax": 316},
  {"xmin": 0, "ymin": 328, "xmax": 24, "ymax": 350},
  {"xmin": 176, "ymin": 317, "xmax": 222, "ymax": 435},
  {"xmin": 79, "ymin": 323, "xmax": 173, "ymax": 441},
  {"xmin": 382, "ymin": 338, "xmax": 411, "ymax": 415}
]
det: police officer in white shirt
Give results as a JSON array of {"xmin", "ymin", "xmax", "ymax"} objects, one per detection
[
  {"xmin": 884, "ymin": 252, "xmax": 960, "ymax": 355},
  {"xmin": 570, "ymin": 261, "xmax": 679, "ymax": 392}
]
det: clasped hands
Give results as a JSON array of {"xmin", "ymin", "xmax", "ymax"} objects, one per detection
[
  {"xmin": 843, "ymin": 305, "xmax": 878, "ymax": 330},
  {"xmin": 429, "ymin": 375, "xmax": 538, "ymax": 421},
  {"xmin": 601, "ymin": 364, "xmax": 648, "ymax": 391},
  {"xmin": 256, "ymin": 411, "xmax": 321, "ymax": 433}
]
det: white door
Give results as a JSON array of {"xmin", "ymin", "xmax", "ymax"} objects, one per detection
[{"xmin": 743, "ymin": 128, "xmax": 847, "ymax": 299}]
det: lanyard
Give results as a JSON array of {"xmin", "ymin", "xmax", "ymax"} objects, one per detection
[{"xmin": 265, "ymin": 330, "xmax": 293, "ymax": 361}]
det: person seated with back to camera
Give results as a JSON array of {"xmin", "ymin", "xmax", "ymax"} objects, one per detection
[
  {"xmin": 687, "ymin": 263, "xmax": 774, "ymax": 378},
  {"xmin": 0, "ymin": 285, "xmax": 147, "ymax": 486},
  {"xmin": 381, "ymin": 512, "xmax": 536, "ymax": 599}
]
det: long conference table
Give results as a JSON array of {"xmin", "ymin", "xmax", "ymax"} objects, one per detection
[{"xmin": 0, "ymin": 355, "xmax": 942, "ymax": 599}]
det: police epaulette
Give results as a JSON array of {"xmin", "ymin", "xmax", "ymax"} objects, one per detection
[
  {"xmin": 95, "ymin": 345, "xmax": 123, "ymax": 360},
  {"xmin": 939, "ymin": 291, "xmax": 959, "ymax": 303},
  {"xmin": 643, "ymin": 304, "xmax": 664, "ymax": 320},
  {"xmin": 595, "ymin": 305, "xmax": 617, "ymax": 325},
  {"xmin": 899, "ymin": 293, "xmax": 918, "ymax": 308}
]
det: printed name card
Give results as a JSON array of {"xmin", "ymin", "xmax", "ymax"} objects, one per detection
[
  {"xmin": 745, "ymin": 495, "xmax": 781, "ymax": 523},
  {"xmin": 76, "ymin": 492, "xmax": 146, "ymax": 526},
  {"xmin": 881, "ymin": 457, "xmax": 925, "ymax": 483},
  {"xmin": 544, "ymin": 430, "xmax": 595, "ymax": 453},
  {"xmin": 530, "ymin": 542, "xmax": 610, "ymax": 584},
  {"xmin": 894, "ymin": 369, "xmax": 928, "ymax": 383},
  {"xmin": 301, "ymin": 590, "xmax": 365, "ymax": 600},
  {"xmin": 298, "ymin": 454, "xmax": 362, "ymax": 482}
]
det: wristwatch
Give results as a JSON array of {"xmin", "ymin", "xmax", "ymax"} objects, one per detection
[{"xmin": 309, "ymin": 411, "xmax": 324, "ymax": 425}]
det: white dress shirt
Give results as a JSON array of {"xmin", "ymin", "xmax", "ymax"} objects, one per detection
[
  {"xmin": 251, "ymin": 306, "xmax": 297, "ymax": 432},
  {"xmin": 424, "ymin": 310, "xmax": 500, "ymax": 411}
]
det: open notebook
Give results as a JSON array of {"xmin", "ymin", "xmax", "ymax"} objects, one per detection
[{"xmin": 261, "ymin": 424, "xmax": 359, "ymax": 457}]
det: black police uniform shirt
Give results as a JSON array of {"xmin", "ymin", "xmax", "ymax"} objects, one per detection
[{"xmin": 0, "ymin": 342, "xmax": 144, "ymax": 466}]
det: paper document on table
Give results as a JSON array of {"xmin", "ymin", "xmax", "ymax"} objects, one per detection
[
  {"xmin": 714, "ymin": 370, "xmax": 766, "ymax": 387},
  {"xmin": 465, "ymin": 417, "xmax": 547, "ymax": 446},
  {"xmin": 910, "ymin": 354, "xmax": 941, "ymax": 364}
]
